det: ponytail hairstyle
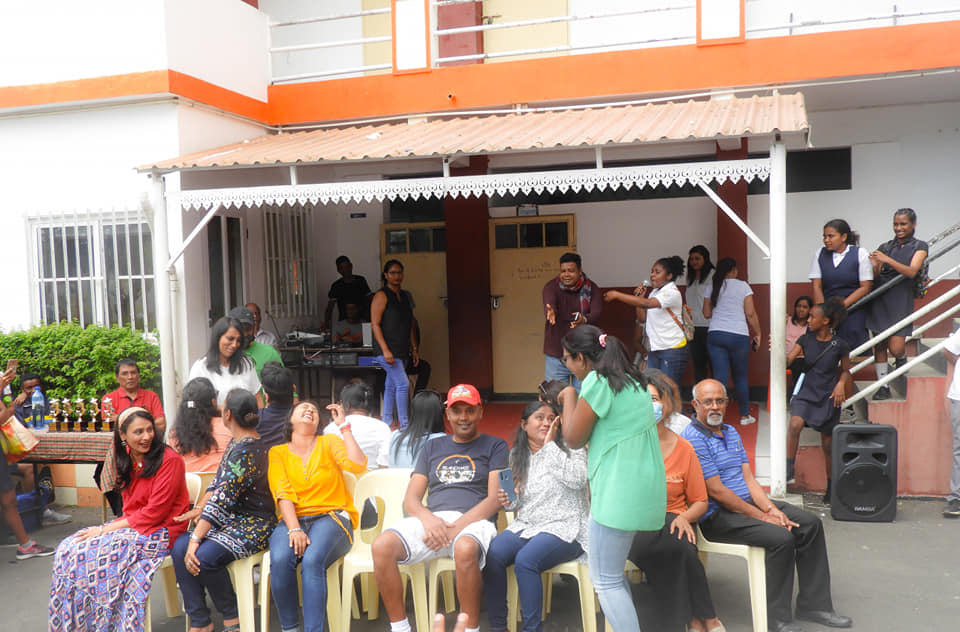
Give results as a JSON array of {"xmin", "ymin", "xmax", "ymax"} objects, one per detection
[
  {"xmin": 172, "ymin": 377, "xmax": 219, "ymax": 457},
  {"xmin": 824, "ymin": 219, "xmax": 859, "ymax": 246},
  {"xmin": 820, "ymin": 296, "xmax": 848, "ymax": 331},
  {"xmin": 381, "ymin": 259, "xmax": 404, "ymax": 286},
  {"xmin": 224, "ymin": 388, "xmax": 259, "ymax": 430},
  {"xmin": 561, "ymin": 324, "xmax": 647, "ymax": 393},
  {"xmin": 655, "ymin": 256, "xmax": 684, "ymax": 284},
  {"xmin": 114, "ymin": 407, "xmax": 165, "ymax": 489},
  {"xmin": 686, "ymin": 245, "xmax": 715, "ymax": 285},
  {"xmin": 710, "ymin": 257, "xmax": 738, "ymax": 307},
  {"xmin": 509, "ymin": 401, "xmax": 566, "ymax": 492}
]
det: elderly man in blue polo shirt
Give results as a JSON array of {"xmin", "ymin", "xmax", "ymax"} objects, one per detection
[{"xmin": 681, "ymin": 379, "xmax": 852, "ymax": 632}]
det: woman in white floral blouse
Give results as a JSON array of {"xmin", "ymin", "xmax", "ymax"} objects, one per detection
[{"xmin": 483, "ymin": 401, "xmax": 589, "ymax": 632}]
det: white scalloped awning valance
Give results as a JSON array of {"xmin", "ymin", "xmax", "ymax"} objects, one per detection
[{"xmin": 177, "ymin": 158, "xmax": 770, "ymax": 210}]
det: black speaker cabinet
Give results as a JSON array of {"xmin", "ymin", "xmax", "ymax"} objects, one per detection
[{"xmin": 831, "ymin": 424, "xmax": 898, "ymax": 522}]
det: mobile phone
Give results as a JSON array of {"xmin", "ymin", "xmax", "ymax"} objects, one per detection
[
  {"xmin": 497, "ymin": 469, "xmax": 518, "ymax": 504},
  {"xmin": 572, "ymin": 311, "xmax": 581, "ymax": 322},
  {"xmin": 751, "ymin": 338, "xmax": 759, "ymax": 352},
  {"xmin": 5, "ymin": 358, "xmax": 17, "ymax": 373}
]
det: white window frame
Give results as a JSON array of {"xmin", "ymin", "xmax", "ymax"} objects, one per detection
[
  {"xmin": 263, "ymin": 203, "xmax": 316, "ymax": 318},
  {"xmin": 28, "ymin": 207, "xmax": 156, "ymax": 332}
]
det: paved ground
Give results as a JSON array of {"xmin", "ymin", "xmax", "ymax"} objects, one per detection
[{"xmin": 5, "ymin": 498, "xmax": 959, "ymax": 631}]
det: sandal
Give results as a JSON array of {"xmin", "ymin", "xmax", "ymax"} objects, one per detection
[{"xmin": 222, "ymin": 624, "xmax": 240, "ymax": 632}]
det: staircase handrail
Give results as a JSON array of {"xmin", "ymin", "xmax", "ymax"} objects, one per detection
[{"xmin": 843, "ymin": 336, "xmax": 953, "ymax": 409}]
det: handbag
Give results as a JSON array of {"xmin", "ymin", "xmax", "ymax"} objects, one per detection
[
  {"xmin": 0, "ymin": 418, "xmax": 39, "ymax": 463},
  {"xmin": 665, "ymin": 305, "xmax": 695, "ymax": 342}
]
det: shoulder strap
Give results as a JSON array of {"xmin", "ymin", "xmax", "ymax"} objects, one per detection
[
  {"xmin": 806, "ymin": 337, "xmax": 839, "ymax": 369},
  {"xmin": 665, "ymin": 307, "xmax": 685, "ymax": 332}
]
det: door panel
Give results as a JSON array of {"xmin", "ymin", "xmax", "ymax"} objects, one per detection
[
  {"xmin": 489, "ymin": 215, "xmax": 576, "ymax": 394},
  {"xmin": 380, "ymin": 223, "xmax": 449, "ymax": 390}
]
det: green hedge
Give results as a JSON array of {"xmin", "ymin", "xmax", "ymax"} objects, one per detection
[{"xmin": 0, "ymin": 323, "xmax": 161, "ymax": 400}]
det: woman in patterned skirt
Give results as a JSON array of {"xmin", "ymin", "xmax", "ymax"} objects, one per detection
[
  {"xmin": 171, "ymin": 389, "xmax": 277, "ymax": 632},
  {"xmin": 49, "ymin": 407, "xmax": 190, "ymax": 632}
]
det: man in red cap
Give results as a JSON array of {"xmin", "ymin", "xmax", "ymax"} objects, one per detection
[{"xmin": 373, "ymin": 384, "xmax": 508, "ymax": 632}]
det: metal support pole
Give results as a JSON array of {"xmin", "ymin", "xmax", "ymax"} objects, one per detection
[
  {"xmin": 147, "ymin": 174, "xmax": 177, "ymax": 438},
  {"xmin": 768, "ymin": 141, "xmax": 788, "ymax": 498},
  {"xmin": 697, "ymin": 181, "xmax": 771, "ymax": 257}
]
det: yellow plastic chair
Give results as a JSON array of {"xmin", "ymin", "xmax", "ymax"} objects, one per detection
[
  {"xmin": 340, "ymin": 468, "xmax": 429, "ymax": 632},
  {"xmin": 696, "ymin": 525, "xmax": 767, "ymax": 632},
  {"xmin": 258, "ymin": 472, "xmax": 358, "ymax": 632},
  {"xmin": 145, "ymin": 472, "xmax": 203, "ymax": 632},
  {"xmin": 506, "ymin": 558, "xmax": 598, "ymax": 632}
]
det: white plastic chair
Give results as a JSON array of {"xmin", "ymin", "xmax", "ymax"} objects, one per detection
[
  {"xmin": 506, "ymin": 558, "xmax": 598, "ymax": 632},
  {"xmin": 696, "ymin": 525, "xmax": 767, "ymax": 632}
]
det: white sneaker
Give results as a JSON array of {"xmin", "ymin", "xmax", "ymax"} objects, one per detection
[
  {"xmin": 42, "ymin": 508, "xmax": 72, "ymax": 525},
  {"xmin": 739, "ymin": 415, "xmax": 756, "ymax": 425}
]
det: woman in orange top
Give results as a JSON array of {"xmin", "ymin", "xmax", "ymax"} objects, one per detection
[
  {"xmin": 267, "ymin": 400, "xmax": 367, "ymax": 632},
  {"xmin": 628, "ymin": 370, "xmax": 725, "ymax": 632},
  {"xmin": 169, "ymin": 378, "xmax": 232, "ymax": 473}
]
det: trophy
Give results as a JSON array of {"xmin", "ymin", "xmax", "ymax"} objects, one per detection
[
  {"xmin": 62, "ymin": 399, "xmax": 75, "ymax": 431},
  {"xmin": 101, "ymin": 397, "xmax": 115, "ymax": 433},
  {"xmin": 88, "ymin": 399, "xmax": 100, "ymax": 432},
  {"xmin": 49, "ymin": 398, "xmax": 62, "ymax": 431},
  {"xmin": 74, "ymin": 399, "xmax": 86, "ymax": 431}
]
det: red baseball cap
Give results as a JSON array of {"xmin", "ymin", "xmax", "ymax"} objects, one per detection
[{"xmin": 445, "ymin": 384, "xmax": 482, "ymax": 407}]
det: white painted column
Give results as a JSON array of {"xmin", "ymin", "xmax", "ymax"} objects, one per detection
[
  {"xmin": 147, "ymin": 173, "xmax": 178, "ymax": 428},
  {"xmin": 768, "ymin": 140, "xmax": 788, "ymax": 497}
]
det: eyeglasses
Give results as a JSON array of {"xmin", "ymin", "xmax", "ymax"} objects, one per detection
[
  {"xmin": 697, "ymin": 398, "xmax": 729, "ymax": 407},
  {"xmin": 537, "ymin": 380, "xmax": 550, "ymax": 398}
]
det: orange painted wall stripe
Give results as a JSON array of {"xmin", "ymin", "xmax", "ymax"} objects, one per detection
[
  {"xmin": 268, "ymin": 19, "xmax": 960, "ymax": 124},
  {"xmin": 2, "ymin": 20, "xmax": 959, "ymax": 125}
]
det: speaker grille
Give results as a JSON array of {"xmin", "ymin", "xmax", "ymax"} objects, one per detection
[{"xmin": 835, "ymin": 464, "xmax": 894, "ymax": 516}]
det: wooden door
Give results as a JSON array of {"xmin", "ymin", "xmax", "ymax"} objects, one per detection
[
  {"xmin": 380, "ymin": 223, "xmax": 449, "ymax": 390},
  {"xmin": 489, "ymin": 215, "xmax": 576, "ymax": 394}
]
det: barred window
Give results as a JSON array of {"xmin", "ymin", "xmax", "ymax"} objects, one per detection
[
  {"xmin": 31, "ymin": 209, "xmax": 155, "ymax": 331},
  {"xmin": 263, "ymin": 204, "xmax": 316, "ymax": 318}
]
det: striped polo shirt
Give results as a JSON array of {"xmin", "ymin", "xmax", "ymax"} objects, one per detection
[{"xmin": 681, "ymin": 419, "xmax": 751, "ymax": 519}]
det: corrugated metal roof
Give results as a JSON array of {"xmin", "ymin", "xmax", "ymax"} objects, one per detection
[{"xmin": 142, "ymin": 93, "xmax": 808, "ymax": 171}]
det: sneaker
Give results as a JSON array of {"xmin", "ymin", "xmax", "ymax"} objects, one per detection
[
  {"xmin": 872, "ymin": 385, "xmax": 891, "ymax": 401},
  {"xmin": 42, "ymin": 508, "xmax": 72, "ymax": 526},
  {"xmin": 740, "ymin": 415, "xmax": 756, "ymax": 425},
  {"xmin": 944, "ymin": 499, "xmax": 960, "ymax": 518},
  {"xmin": 16, "ymin": 541, "xmax": 55, "ymax": 560}
]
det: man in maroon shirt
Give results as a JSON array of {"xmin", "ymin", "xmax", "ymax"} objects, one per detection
[
  {"xmin": 542, "ymin": 252, "xmax": 603, "ymax": 389},
  {"xmin": 102, "ymin": 358, "xmax": 165, "ymax": 435}
]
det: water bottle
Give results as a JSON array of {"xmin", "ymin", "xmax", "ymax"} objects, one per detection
[{"xmin": 31, "ymin": 386, "xmax": 46, "ymax": 429}]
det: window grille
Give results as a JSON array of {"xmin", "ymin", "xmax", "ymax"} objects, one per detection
[
  {"xmin": 263, "ymin": 204, "xmax": 316, "ymax": 318},
  {"xmin": 30, "ymin": 207, "xmax": 155, "ymax": 331}
]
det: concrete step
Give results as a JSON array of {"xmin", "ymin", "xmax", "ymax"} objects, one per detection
[{"xmin": 917, "ymin": 337, "xmax": 949, "ymax": 373}]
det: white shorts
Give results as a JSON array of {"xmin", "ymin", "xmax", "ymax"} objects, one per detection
[{"xmin": 386, "ymin": 510, "xmax": 498, "ymax": 570}]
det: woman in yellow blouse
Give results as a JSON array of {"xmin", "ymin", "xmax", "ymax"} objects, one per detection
[{"xmin": 267, "ymin": 400, "xmax": 367, "ymax": 632}]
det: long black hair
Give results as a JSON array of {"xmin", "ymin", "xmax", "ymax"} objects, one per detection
[
  {"xmin": 392, "ymin": 390, "xmax": 446, "ymax": 461},
  {"xmin": 791, "ymin": 295, "xmax": 814, "ymax": 326},
  {"xmin": 114, "ymin": 408, "xmax": 165, "ymax": 489},
  {"xmin": 509, "ymin": 401, "xmax": 567, "ymax": 492},
  {"xmin": 561, "ymin": 325, "xmax": 646, "ymax": 394},
  {"xmin": 205, "ymin": 316, "xmax": 254, "ymax": 375},
  {"xmin": 710, "ymin": 257, "xmax": 738, "ymax": 307},
  {"xmin": 824, "ymin": 219, "xmax": 859, "ymax": 246},
  {"xmin": 686, "ymin": 245, "xmax": 715, "ymax": 285},
  {"xmin": 224, "ymin": 388, "xmax": 259, "ymax": 430},
  {"xmin": 172, "ymin": 377, "xmax": 219, "ymax": 457},
  {"xmin": 655, "ymin": 256, "xmax": 684, "ymax": 284}
]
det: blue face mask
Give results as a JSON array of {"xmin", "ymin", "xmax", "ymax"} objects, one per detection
[{"xmin": 652, "ymin": 401, "xmax": 663, "ymax": 422}]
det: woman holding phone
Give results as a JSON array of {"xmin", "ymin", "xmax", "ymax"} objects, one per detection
[{"xmin": 483, "ymin": 401, "xmax": 589, "ymax": 632}]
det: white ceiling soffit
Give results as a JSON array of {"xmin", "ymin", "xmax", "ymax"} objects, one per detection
[{"xmin": 176, "ymin": 158, "xmax": 771, "ymax": 210}]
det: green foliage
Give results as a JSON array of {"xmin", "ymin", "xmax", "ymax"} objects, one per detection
[{"xmin": 0, "ymin": 323, "xmax": 161, "ymax": 400}]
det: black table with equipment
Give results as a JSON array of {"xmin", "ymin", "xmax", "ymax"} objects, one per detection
[{"xmin": 280, "ymin": 345, "xmax": 385, "ymax": 414}]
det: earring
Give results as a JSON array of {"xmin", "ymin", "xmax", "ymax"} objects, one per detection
[{"xmin": 120, "ymin": 439, "xmax": 127, "ymax": 447}]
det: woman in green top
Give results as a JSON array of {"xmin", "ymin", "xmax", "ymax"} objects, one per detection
[{"xmin": 559, "ymin": 325, "xmax": 666, "ymax": 632}]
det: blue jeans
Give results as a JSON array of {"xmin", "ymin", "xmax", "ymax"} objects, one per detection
[
  {"xmin": 484, "ymin": 530, "xmax": 583, "ymax": 632},
  {"xmin": 587, "ymin": 517, "xmax": 642, "ymax": 632},
  {"xmin": 374, "ymin": 355, "xmax": 408, "ymax": 428},
  {"xmin": 707, "ymin": 331, "xmax": 751, "ymax": 416},
  {"xmin": 270, "ymin": 513, "xmax": 353, "ymax": 632},
  {"xmin": 544, "ymin": 354, "xmax": 581, "ymax": 391},
  {"xmin": 171, "ymin": 534, "xmax": 239, "ymax": 628},
  {"xmin": 647, "ymin": 346, "xmax": 688, "ymax": 388}
]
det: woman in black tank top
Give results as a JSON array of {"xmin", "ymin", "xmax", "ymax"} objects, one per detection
[{"xmin": 371, "ymin": 260, "xmax": 418, "ymax": 428}]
